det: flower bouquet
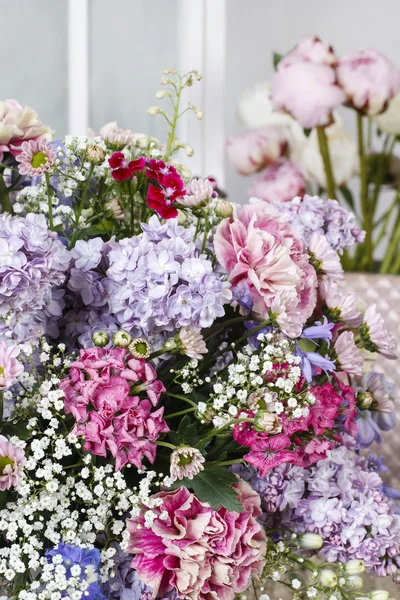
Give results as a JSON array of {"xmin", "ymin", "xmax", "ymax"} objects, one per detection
[
  {"xmin": 0, "ymin": 70, "xmax": 399, "ymax": 600},
  {"xmin": 228, "ymin": 36, "xmax": 400, "ymax": 273}
]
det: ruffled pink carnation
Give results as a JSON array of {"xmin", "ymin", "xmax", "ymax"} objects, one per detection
[
  {"xmin": 127, "ymin": 479, "xmax": 266, "ymax": 600},
  {"xmin": 0, "ymin": 99, "xmax": 51, "ymax": 160},
  {"xmin": 337, "ymin": 49, "xmax": 400, "ymax": 116},
  {"xmin": 248, "ymin": 159, "xmax": 306, "ymax": 204},
  {"xmin": 0, "ymin": 341, "xmax": 24, "ymax": 389},
  {"xmin": 272, "ymin": 58, "xmax": 345, "ymax": 128},
  {"xmin": 226, "ymin": 126, "xmax": 287, "ymax": 175},
  {"xmin": 214, "ymin": 202, "xmax": 317, "ymax": 327},
  {"xmin": 0, "ymin": 435, "xmax": 26, "ymax": 490},
  {"xmin": 59, "ymin": 347, "xmax": 168, "ymax": 471}
]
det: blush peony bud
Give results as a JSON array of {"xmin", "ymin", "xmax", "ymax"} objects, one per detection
[
  {"xmin": 248, "ymin": 159, "xmax": 305, "ymax": 204},
  {"xmin": 215, "ymin": 200, "xmax": 233, "ymax": 218},
  {"xmin": 272, "ymin": 58, "xmax": 345, "ymax": 128},
  {"xmin": 113, "ymin": 329, "xmax": 132, "ymax": 348},
  {"xmin": 87, "ymin": 144, "xmax": 105, "ymax": 164},
  {"xmin": 337, "ymin": 49, "xmax": 400, "ymax": 116},
  {"xmin": 226, "ymin": 126, "xmax": 287, "ymax": 175},
  {"xmin": 344, "ymin": 560, "xmax": 365, "ymax": 575},
  {"xmin": 319, "ymin": 569, "xmax": 337, "ymax": 588},
  {"xmin": 297, "ymin": 533, "xmax": 324, "ymax": 549},
  {"xmin": 92, "ymin": 331, "xmax": 110, "ymax": 347},
  {"xmin": 285, "ymin": 36, "xmax": 337, "ymax": 66},
  {"xmin": 254, "ymin": 410, "xmax": 281, "ymax": 434}
]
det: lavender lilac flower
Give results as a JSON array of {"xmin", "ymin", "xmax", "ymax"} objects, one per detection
[
  {"xmin": 0, "ymin": 212, "xmax": 70, "ymax": 343},
  {"xmin": 105, "ymin": 216, "xmax": 231, "ymax": 335},
  {"xmin": 234, "ymin": 445, "xmax": 400, "ymax": 577},
  {"xmin": 276, "ymin": 194, "xmax": 365, "ymax": 252}
]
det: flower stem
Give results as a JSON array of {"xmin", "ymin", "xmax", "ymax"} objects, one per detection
[
  {"xmin": 216, "ymin": 458, "xmax": 245, "ymax": 466},
  {"xmin": 196, "ymin": 417, "xmax": 254, "ymax": 448},
  {"xmin": 166, "ymin": 392, "xmax": 198, "ymax": 409},
  {"xmin": 357, "ymin": 112, "xmax": 373, "ymax": 270},
  {"xmin": 45, "ymin": 173, "xmax": 54, "ymax": 229},
  {"xmin": 155, "ymin": 440, "xmax": 177, "ymax": 451},
  {"xmin": 164, "ymin": 407, "xmax": 197, "ymax": 419},
  {"xmin": 380, "ymin": 208, "xmax": 400, "ymax": 272},
  {"xmin": 70, "ymin": 164, "xmax": 95, "ymax": 248},
  {"xmin": 164, "ymin": 77, "xmax": 183, "ymax": 162},
  {"xmin": 316, "ymin": 126, "xmax": 336, "ymax": 199},
  {"xmin": 0, "ymin": 170, "xmax": 11, "ymax": 213}
]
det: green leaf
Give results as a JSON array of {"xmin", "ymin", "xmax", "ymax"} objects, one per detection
[
  {"xmin": 82, "ymin": 221, "xmax": 115, "ymax": 237},
  {"xmin": 169, "ymin": 414, "xmax": 203, "ymax": 446},
  {"xmin": 273, "ymin": 52, "xmax": 283, "ymax": 70},
  {"xmin": 298, "ymin": 338, "xmax": 317, "ymax": 353},
  {"xmin": 0, "ymin": 490, "xmax": 8, "ymax": 509},
  {"xmin": 175, "ymin": 466, "xmax": 243, "ymax": 512},
  {"xmin": 1, "ymin": 420, "xmax": 32, "ymax": 440}
]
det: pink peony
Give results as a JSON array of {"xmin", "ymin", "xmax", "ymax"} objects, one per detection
[
  {"xmin": 214, "ymin": 202, "xmax": 317, "ymax": 326},
  {"xmin": 226, "ymin": 126, "xmax": 287, "ymax": 175},
  {"xmin": 272, "ymin": 58, "xmax": 345, "ymax": 128},
  {"xmin": 127, "ymin": 479, "xmax": 266, "ymax": 600},
  {"xmin": 283, "ymin": 36, "xmax": 338, "ymax": 66},
  {"xmin": 59, "ymin": 347, "xmax": 168, "ymax": 471},
  {"xmin": 0, "ymin": 99, "xmax": 51, "ymax": 160},
  {"xmin": 0, "ymin": 341, "xmax": 24, "ymax": 389},
  {"xmin": 337, "ymin": 49, "xmax": 400, "ymax": 116},
  {"xmin": 248, "ymin": 159, "xmax": 306, "ymax": 204},
  {"xmin": 0, "ymin": 435, "xmax": 26, "ymax": 490}
]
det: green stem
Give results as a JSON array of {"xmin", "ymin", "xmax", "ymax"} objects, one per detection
[
  {"xmin": 316, "ymin": 126, "xmax": 336, "ymax": 199},
  {"xmin": 204, "ymin": 316, "xmax": 246, "ymax": 341},
  {"xmin": 164, "ymin": 78, "xmax": 183, "ymax": 161},
  {"xmin": 201, "ymin": 213, "xmax": 210, "ymax": 253},
  {"xmin": 70, "ymin": 164, "xmax": 95, "ymax": 247},
  {"xmin": 216, "ymin": 458, "xmax": 245, "ymax": 466},
  {"xmin": 390, "ymin": 246, "xmax": 400, "ymax": 274},
  {"xmin": 166, "ymin": 392, "xmax": 198, "ymax": 409},
  {"xmin": 155, "ymin": 441, "xmax": 177, "ymax": 451},
  {"xmin": 45, "ymin": 173, "xmax": 54, "ymax": 229},
  {"xmin": 380, "ymin": 208, "xmax": 400, "ymax": 272},
  {"xmin": 196, "ymin": 417, "xmax": 254, "ymax": 448},
  {"xmin": 164, "ymin": 407, "xmax": 197, "ymax": 419},
  {"xmin": 357, "ymin": 112, "xmax": 373, "ymax": 270},
  {"xmin": 0, "ymin": 170, "xmax": 11, "ymax": 213},
  {"xmin": 373, "ymin": 188, "xmax": 400, "ymax": 250}
]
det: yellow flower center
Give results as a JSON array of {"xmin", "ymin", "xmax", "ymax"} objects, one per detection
[
  {"xmin": 31, "ymin": 151, "xmax": 48, "ymax": 169},
  {"xmin": 0, "ymin": 366, "xmax": 4, "ymax": 376}
]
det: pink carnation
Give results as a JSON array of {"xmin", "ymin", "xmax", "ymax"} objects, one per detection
[
  {"xmin": 0, "ymin": 99, "xmax": 51, "ymax": 161},
  {"xmin": 59, "ymin": 347, "xmax": 168, "ymax": 471},
  {"xmin": 127, "ymin": 479, "xmax": 266, "ymax": 600},
  {"xmin": 226, "ymin": 126, "xmax": 287, "ymax": 175},
  {"xmin": 307, "ymin": 383, "xmax": 344, "ymax": 435},
  {"xmin": 0, "ymin": 435, "xmax": 26, "ymax": 491},
  {"xmin": 337, "ymin": 49, "xmax": 400, "ymax": 116},
  {"xmin": 248, "ymin": 159, "xmax": 306, "ymax": 204},
  {"xmin": 214, "ymin": 202, "xmax": 317, "ymax": 326},
  {"xmin": 271, "ymin": 58, "xmax": 345, "ymax": 128},
  {"xmin": 0, "ymin": 341, "xmax": 24, "ymax": 389}
]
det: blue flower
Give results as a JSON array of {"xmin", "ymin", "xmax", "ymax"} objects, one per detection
[{"xmin": 302, "ymin": 317, "xmax": 334, "ymax": 346}]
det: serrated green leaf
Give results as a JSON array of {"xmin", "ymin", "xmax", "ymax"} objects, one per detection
[
  {"xmin": 169, "ymin": 414, "xmax": 203, "ymax": 446},
  {"xmin": 175, "ymin": 466, "xmax": 243, "ymax": 512}
]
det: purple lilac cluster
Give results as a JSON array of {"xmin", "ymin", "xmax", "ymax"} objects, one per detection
[
  {"xmin": 105, "ymin": 216, "xmax": 232, "ymax": 335},
  {"xmin": 276, "ymin": 194, "xmax": 365, "ymax": 252},
  {"xmin": 234, "ymin": 444, "xmax": 400, "ymax": 577},
  {"xmin": 103, "ymin": 545, "xmax": 178, "ymax": 600},
  {"xmin": 0, "ymin": 213, "xmax": 70, "ymax": 343}
]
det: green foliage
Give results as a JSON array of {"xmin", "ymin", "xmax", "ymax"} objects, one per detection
[{"xmin": 174, "ymin": 465, "xmax": 243, "ymax": 512}]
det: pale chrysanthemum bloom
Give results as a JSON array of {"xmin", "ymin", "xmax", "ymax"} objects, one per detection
[
  {"xmin": 100, "ymin": 121, "xmax": 134, "ymax": 148},
  {"xmin": 180, "ymin": 177, "xmax": 214, "ymax": 208},
  {"xmin": 0, "ymin": 341, "xmax": 24, "ymax": 389},
  {"xmin": 0, "ymin": 435, "xmax": 26, "ymax": 490},
  {"xmin": 108, "ymin": 198, "xmax": 125, "ymax": 221},
  {"xmin": 319, "ymin": 280, "xmax": 362, "ymax": 327},
  {"xmin": 16, "ymin": 139, "xmax": 56, "ymax": 176},
  {"xmin": 361, "ymin": 304, "xmax": 397, "ymax": 360},
  {"xmin": 308, "ymin": 232, "xmax": 344, "ymax": 280},
  {"xmin": 362, "ymin": 372, "xmax": 393, "ymax": 413},
  {"xmin": 178, "ymin": 327, "xmax": 207, "ymax": 359},
  {"xmin": 269, "ymin": 291, "xmax": 304, "ymax": 338},
  {"xmin": 334, "ymin": 331, "xmax": 363, "ymax": 376},
  {"xmin": 170, "ymin": 446, "xmax": 205, "ymax": 481}
]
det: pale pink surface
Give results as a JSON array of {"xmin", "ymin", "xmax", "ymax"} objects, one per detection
[
  {"xmin": 214, "ymin": 202, "xmax": 317, "ymax": 325},
  {"xmin": 337, "ymin": 49, "xmax": 400, "ymax": 116},
  {"xmin": 284, "ymin": 36, "xmax": 338, "ymax": 66},
  {"xmin": 127, "ymin": 479, "xmax": 266, "ymax": 600}
]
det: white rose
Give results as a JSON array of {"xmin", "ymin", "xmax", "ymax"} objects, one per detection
[
  {"xmin": 374, "ymin": 90, "xmax": 400, "ymax": 133},
  {"xmin": 238, "ymin": 81, "xmax": 304, "ymax": 148},
  {"xmin": 292, "ymin": 114, "xmax": 358, "ymax": 187}
]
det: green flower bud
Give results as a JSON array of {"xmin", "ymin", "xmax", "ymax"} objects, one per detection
[
  {"xmin": 319, "ymin": 569, "xmax": 337, "ymax": 588},
  {"xmin": 297, "ymin": 533, "xmax": 323, "ymax": 549},
  {"xmin": 344, "ymin": 560, "xmax": 365, "ymax": 575},
  {"xmin": 92, "ymin": 331, "xmax": 109, "ymax": 347},
  {"xmin": 113, "ymin": 330, "xmax": 132, "ymax": 348}
]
